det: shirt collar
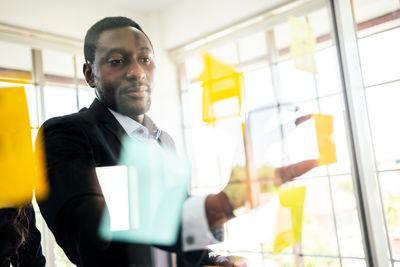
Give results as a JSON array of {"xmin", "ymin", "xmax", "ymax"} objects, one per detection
[
  {"xmin": 107, "ymin": 108, "xmax": 149, "ymax": 138},
  {"xmin": 107, "ymin": 108, "xmax": 161, "ymax": 139}
]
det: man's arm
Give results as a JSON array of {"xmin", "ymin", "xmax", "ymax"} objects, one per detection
[
  {"xmin": 205, "ymin": 159, "xmax": 318, "ymax": 230},
  {"xmin": 36, "ymin": 116, "xmax": 109, "ymax": 264}
]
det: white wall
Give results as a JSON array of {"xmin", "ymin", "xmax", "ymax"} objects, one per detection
[{"xmin": 0, "ymin": 0, "xmax": 147, "ymax": 40}]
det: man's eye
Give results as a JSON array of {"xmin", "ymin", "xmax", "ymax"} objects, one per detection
[
  {"xmin": 139, "ymin": 57, "xmax": 151, "ymax": 63},
  {"xmin": 108, "ymin": 59, "xmax": 125, "ymax": 64}
]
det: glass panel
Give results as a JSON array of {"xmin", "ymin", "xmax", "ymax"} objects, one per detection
[
  {"xmin": 358, "ymin": 28, "xmax": 400, "ymax": 87},
  {"xmin": 209, "ymin": 43, "xmax": 239, "ymax": 65},
  {"xmin": 243, "ymin": 66, "xmax": 275, "ymax": 111},
  {"xmin": 274, "ymin": 22, "xmax": 291, "ymax": 59},
  {"xmin": 365, "ymin": 82, "xmax": 400, "ymax": 170},
  {"xmin": 379, "ymin": 171, "xmax": 400, "ymax": 261},
  {"xmin": 43, "ymin": 49, "xmax": 74, "ymax": 77},
  {"xmin": 0, "ymin": 40, "xmax": 32, "ymax": 71},
  {"xmin": 44, "ymin": 86, "xmax": 78, "ymax": 119},
  {"xmin": 184, "ymin": 55, "xmax": 203, "ymax": 83},
  {"xmin": 181, "ymin": 84, "xmax": 204, "ymax": 127},
  {"xmin": 277, "ymin": 60, "xmax": 317, "ymax": 103},
  {"xmin": 342, "ymin": 259, "xmax": 367, "ymax": 267},
  {"xmin": 331, "ymin": 175, "xmax": 365, "ymax": 257},
  {"xmin": 308, "ymin": 8, "xmax": 332, "ymax": 44},
  {"xmin": 238, "ymin": 32, "xmax": 267, "ymax": 62},
  {"xmin": 302, "ymin": 256, "xmax": 340, "ymax": 266},
  {"xmin": 319, "ymin": 96, "xmax": 351, "ymax": 175},
  {"xmin": 78, "ymin": 87, "xmax": 96, "ymax": 109},
  {"xmin": 293, "ymin": 177, "xmax": 339, "ymax": 256},
  {"xmin": 226, "ymin": 211, "xmax": 263, "ymax": 253},
  {"xmin": 352, "ymin": 0, "xmax": 399, "ymax": 32},
  {"xmin": 315, "ymin": 47, "xmax": 341, "ymax": 97},
  {"xmin": 263, "ymin": 254, "xmax": 295, "ymax": 267},
  {"xmin": 184, "ymin": 125, "xmax": 231, "ymax": 188}
]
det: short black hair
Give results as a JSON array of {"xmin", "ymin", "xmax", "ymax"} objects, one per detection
[{"xmin": 84, "ymin": 16, "xmax": 152, "ymax": 64}]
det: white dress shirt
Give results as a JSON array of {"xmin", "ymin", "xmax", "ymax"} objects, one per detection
[{"xmin": 107, "ymin": 108, "xmax": 219, "ymax": 251}]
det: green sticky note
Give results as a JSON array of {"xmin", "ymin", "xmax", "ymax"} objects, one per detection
[{"xmin": 97, "ymin": 137, "xmax": 190, "ymax": 245}]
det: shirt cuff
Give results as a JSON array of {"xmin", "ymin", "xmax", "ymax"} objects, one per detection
[{"xmin": 182, "ymin": 194, "xmax": 220, "ymax": 251}]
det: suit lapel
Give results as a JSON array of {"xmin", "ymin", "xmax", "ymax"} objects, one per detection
[{"xmin": 87, "ymin": 99, "xmax": 126, "ymax": 146}]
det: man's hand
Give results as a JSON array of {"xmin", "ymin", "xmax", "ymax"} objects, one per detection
[
  {"xmin": 222, "ymin": 159, "xmax": 318, "ymax": 212},
  {"xmin": 273, "ymin": 159, "xmax": 318, "ymax": 186}
]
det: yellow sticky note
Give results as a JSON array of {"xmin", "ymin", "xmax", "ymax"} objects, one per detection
[
  {"xmin": 273, "ymin": 186, "xmax": 305, "ymax": 253},
  {"xmin": 289, "ymin": 16, "xmax": 317, "ymax": 74},
  {"xmin": 312, "ymin": 114, "xmax": 337, "ymax": 165},
  {"xmin": 197, "ymin": 53, "xmax": 243, "ymax": 123},
  {"xmin": 0, "ymin": 86, "xmax": 48, "ymax": 207}
]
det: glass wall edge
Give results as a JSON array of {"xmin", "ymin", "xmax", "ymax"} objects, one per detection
[{"xmin": 329, "ymin": 0, "xmax": 390, "ymax": 266}]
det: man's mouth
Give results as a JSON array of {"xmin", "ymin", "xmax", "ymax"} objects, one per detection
[{"xmin": 121, "ymin": 84, "xmax": 150, "ymax": 98}]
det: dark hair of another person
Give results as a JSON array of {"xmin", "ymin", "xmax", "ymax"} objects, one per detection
[
  {"xmin": 0, "ymin": 207, "xmax": 29, "ymax": 266},
  {"xmin": 84, "ymin": 16, "xmax": 152, "ymax": 64}
]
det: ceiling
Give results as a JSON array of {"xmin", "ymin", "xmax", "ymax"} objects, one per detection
[{"xmin": 108, "ymin": 0, "xmax": 181, "ymax": 12}]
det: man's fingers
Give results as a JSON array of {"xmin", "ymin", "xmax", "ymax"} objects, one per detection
[
  {"xmin": 294, "ymin": 114, "xmax": 312, "ymax": 126},
  {"xmin": 276, "ymin": 159, "xmax": 318, "ymax": 185}
]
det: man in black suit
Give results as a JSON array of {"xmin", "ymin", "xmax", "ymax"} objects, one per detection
[{"xmin": 37, "ymin": 17, "xmax": 316, "ymax": 266}]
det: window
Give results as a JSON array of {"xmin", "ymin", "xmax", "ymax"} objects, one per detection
[
  {"xmin": 354, "ymin": 0, "xmax": 400, "ymax": 265},
  {"xmin": 175, "ymin": 0, "xmax": 400, "ymax": 266}
]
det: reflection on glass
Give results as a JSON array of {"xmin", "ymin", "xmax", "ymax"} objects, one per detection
[
  {"xmin": 98, "ymin": 137, "xmax": 190, "ymax": 245},
  {"xmin": 185, "ymin": 55, "xmax": 203, "ymax": 82},
  {"xmin": 341, "ymin": 259, "xmax": 367, "ymax": 267},
  {"xmin": 238, "ymin": 32, "xmax": 267, "ymax": 62},
  {"xmin": 315, "ymin": 48, "xmax": 341, "ymax": 97},
  {"xmin": 293, "ymin": 178, "xmax": 339, "ymax": 256},
  {"xmin": 44, "ymin": 86, "xmax": 78, "ymax": 119},
  {"xmin": 96, "ymin": 166, "xmax": 130, "ymax": 231},
  {"xmin": 278, "ymin": 60, "xmax": 317, "ymax": 102},
  {"xmin": 78, "ymin": 87, "xmax": 95, "ymax": 109},
  {"xmin": 185, "ymin": 125, "xmax": 236, "ymax": 188},
  {"xmin": 243, "ymin": 66, "xmax": 275, "ymax": 111},
  {"xmin": 209, "ymin": 43, "xmax": 239, "ymax": 65},
  {"xmin": 331, "ymin": 175, "xmax": 365, "ymax": 258},
  {"xmin": 263, "ymin": 255, "xmax": 294, "ymax": 267},
  {"xmin": 302, "ymin": 256, "xmax": 340, "ymax": 266},
  {"xmin": 358, "ymin": 28, "xmax": 400, "ymax": 87},
  {"xmin": 379, "ymin": 171, "xmax": 400, "ymax": 260},
  {"xmin": 366, "ymin": 82, "xmax": 400, "ymax": 170},
  {"xmin": 181, "ymin": 84, "xmax": 204, "ymax": 127}
]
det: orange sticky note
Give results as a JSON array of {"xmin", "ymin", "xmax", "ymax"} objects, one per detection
[
  {"xmin": 197, "ymin": 53, "xmax": 243, "ymax": 123},
  {"xmin": 312, "ymin": 114, "xmax": 336, "ymax": 165},
  {"xmin": 0, "ymin": 86, "xmax": 48, "ymax": 207}
]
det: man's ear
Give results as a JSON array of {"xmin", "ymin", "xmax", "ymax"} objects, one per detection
[{"xmin": 83, "ymin": 63, "xmax": 96, "ymax": 88}]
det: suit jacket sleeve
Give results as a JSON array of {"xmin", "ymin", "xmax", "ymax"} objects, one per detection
[{"xmin": 37, "ymin": 116, "xmax": 109, "ymax": 264}]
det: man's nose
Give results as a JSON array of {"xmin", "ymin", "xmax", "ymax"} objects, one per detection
[{"xmin": 126, "ymin": 61, "xmax": 146, "ymax": 80}]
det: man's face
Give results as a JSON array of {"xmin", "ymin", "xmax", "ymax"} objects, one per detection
[{"xmin": 87, "ymin": 26, "xmax": 155, "ymax": 118}]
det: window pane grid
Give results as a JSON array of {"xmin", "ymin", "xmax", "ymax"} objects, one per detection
[{"xmin": 182, "ymin": 4, "xmax": 366, "ymax": 266}]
